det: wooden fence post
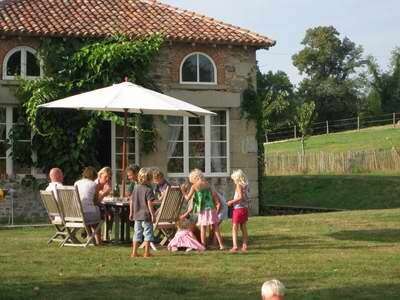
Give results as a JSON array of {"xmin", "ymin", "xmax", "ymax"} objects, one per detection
[
  {"xmin": 294, "ymin": 125, "xmax": 297, "ymax": 139},
  {"xmin": 393, "ymin": 112, "xmax": 396, "ymax": 128},
  {"xmin": 357, "ymin": 116, "xmax": 360, "ymax": 131},
  {"xmin": 326, "ymin": 121, "xmax": 329, "ymax": 134}
]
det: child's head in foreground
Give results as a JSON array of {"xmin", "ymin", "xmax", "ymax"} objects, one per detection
[{"xmin": 231, "ymin": 169, "xmax": 248, "ymax": 186}]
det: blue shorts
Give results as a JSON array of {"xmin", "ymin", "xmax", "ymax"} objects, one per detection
[{"xmin": 133, "ymin": 220, "xmax": 153, "ymax": 242}]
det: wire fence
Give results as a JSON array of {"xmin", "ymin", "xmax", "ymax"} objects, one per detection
[
  {"xmin": 265, "ymin": 148, "xmax": 400, "ymax": 175},
  {"xmin": 266, "ymin": 112, "xmax": 400, "ymax": 142}
]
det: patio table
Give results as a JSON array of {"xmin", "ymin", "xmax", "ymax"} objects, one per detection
[{"xmin": 101, "ymin": 197, "xmax": 131, "ymax": 243}]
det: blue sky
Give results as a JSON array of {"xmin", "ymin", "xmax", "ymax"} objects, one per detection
[{"xmin": 163, "ymin": 0, "xmax": 400, "ymax": 85}]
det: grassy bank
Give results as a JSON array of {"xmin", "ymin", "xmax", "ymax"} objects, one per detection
[
  {"xmin": 262, "ymin": 174, "xmax": 400, "ymax": 210},
  {"xmin": 1, "ymin": 209, "xmax": 400, "ymax": 299},
  {"xmin": 265, "ymin": 125, "xmax": 400, "ymax": 155}
]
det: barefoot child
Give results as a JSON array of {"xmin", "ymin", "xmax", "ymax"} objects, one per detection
[
  {"xmin": 227, "ymin": 169, "xmax": 250, "ymax": 252},
  {"xmin": 180, "ymin": 169, "xmax": 224, "ymax": 249},
  {"xmin": 129, "ymin": 168, "xmax": 156, "ymax": 258},
  {"xmin": 167, "ymin": 218, "xmax": 205, "ymax": 252}
]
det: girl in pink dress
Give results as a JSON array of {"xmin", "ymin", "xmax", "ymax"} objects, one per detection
[{"xmin": 167, "ymin": 218, "xmax": 205, "ymax": 252}]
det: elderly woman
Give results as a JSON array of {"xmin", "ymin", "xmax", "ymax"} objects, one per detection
[
  {"xmin": 74, "ymin": 166, "xmax": 102, "ymax": 245},
  {"xmin": 261, "ymin": 279, "xmax": 285, "ymax": 300}
]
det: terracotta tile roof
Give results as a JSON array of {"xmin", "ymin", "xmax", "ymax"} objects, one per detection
[{"xmin": 0, "ymin": 0, "xmax": 275, "ymax": 48}]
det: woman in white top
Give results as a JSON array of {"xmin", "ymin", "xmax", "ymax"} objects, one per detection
[{"xmin": 74, "ymin": 166, "xmax": 101, "ymax": 245}]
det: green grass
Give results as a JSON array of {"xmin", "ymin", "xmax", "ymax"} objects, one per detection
[
  {"xmin": 263, "ymin": 174, "xmax": 400, "ymax": 210},
  {"xmin": 1, "ymin": 210, "xmax": 400, "ymax": 299},
  {"xmin": 265, "ymin": 125, "xmax": 400, "ymax": 155}
]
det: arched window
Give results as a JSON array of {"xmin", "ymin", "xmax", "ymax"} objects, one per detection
[
  {"xmin": 180, "ymin": 52, "xmax": 217, "ymax": 84},
  {"xmin": 2, "ymin": 46, "xmax": 42, "ymax": 80}
]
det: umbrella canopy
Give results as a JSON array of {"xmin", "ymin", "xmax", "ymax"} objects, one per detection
[
  {"xmin": 38, "ymin": 82, "xmax": 214, "ymax": 117},
  {"xmin": 38, "ymin": 81, "xmax": 215, "ymax": 196}
]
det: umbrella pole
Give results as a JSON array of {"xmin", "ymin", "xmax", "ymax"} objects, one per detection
[{"xmin": 121, "ymin": 109, "xmax": 128, "ymax": 197}]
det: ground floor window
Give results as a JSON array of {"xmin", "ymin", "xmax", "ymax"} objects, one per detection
[
  {"xmin": 167, "ymin": 110, "xmax": 229, "ymax": 177},
  {"xmin": 111, "ymin": 122, "xmax": 139, "ymax": 185},
  {"xmin": 0, "ymin": 106, "xmax": 33, "ymax": 178}
]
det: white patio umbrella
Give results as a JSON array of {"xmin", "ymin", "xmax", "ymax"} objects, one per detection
[{"xmin": 38, "ymin": 81, "xmax": 215, "ymax": 195}]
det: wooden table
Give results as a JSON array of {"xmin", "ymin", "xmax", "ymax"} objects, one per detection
[{"xmin": 101, "ymin": 197, "xmax": 131, "ymax": 243}]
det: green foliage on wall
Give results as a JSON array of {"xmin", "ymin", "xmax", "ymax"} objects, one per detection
[{"xmin": 13, "ymin": 35, "xmax": 163, "ymax": 183}]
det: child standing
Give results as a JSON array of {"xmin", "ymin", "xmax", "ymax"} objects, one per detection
[
  {"xmin": 125, "ymin": 164, "xmax": 140, "ymax": 197},
  {"xmin": 129, "ymin": 168, "xmax": 156, "ymax": 258},
  {"xmin": 180, "ymin": 169, "xmax": 224, "ymax": 249},
  {"xmin": 227, "ymin": 169, "xmax": 250, "ymax": 252}
]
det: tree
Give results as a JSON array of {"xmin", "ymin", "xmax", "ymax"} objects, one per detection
[
  {"xmin": 256, "ymin": 69, "xmax": 297, "ymax": 136},
  {"xmin": 296, "ymin": 101, "xmax": 317, "ymax": 157},
  {"xmin": 367, "ymin": 48, "xmax": 400, "ymax": 113},
  {"xmin": 293, "ymin": 26, "xmax": 365, "ymax": 121}
]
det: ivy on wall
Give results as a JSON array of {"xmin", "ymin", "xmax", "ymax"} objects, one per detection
[{"xmin": 13, "ymin": 35, "xmax": 163, "ymax": 183}]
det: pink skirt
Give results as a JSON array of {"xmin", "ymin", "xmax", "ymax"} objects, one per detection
[
  {"xmin": 167, "ymin": 229, "xmax": 205, "ymax": 251},
  {"xmin": 197, "ymin": 209, "xmax": 219, "ymax": 226}
]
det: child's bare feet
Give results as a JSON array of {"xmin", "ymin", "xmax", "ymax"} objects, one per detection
[
  {"xmin": 143, "ymin": 252, "xmax": 152, "ymax": 258},
  {"xmin": 229, "ymin": 247, "xmax": 238, "ymax": 253},
  {"xmin": 241, "ymin": 244, "xmax": 248, "ymax": 252},
  {"xmin": 130, "ymin": 252, "xmax": 139, "ymax": 258}
]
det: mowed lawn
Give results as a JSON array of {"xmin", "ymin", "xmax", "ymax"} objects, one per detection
[
  {"xmin": 1, "ymin": 210, "xmax": 400, "ymax": 299},
  {"xmin": 265, "ymin": 125, "xmax": 400, "ymax": 155}
]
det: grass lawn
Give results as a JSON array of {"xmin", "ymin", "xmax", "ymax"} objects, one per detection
[
  {"xmin": 263, "ymin": 174, "xmax": 400, "ymax": 210},
  {"xmin": 1, "ymin": 209, "xmax": 400, "ymax": 299},
  {"xmin": 265, "ymin": 125, "xmax": 400, "ymax": 155}
]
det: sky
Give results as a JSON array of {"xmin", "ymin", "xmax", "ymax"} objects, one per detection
[{"xmin": 163, "ymin": 0, "xmax": 400, "ymax": 85}]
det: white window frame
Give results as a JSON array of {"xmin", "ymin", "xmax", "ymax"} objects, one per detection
[
  {"xmin": 167, "ymin": 109, "xmax": 230, "ymax": 178},
  {"xmin": 111, "ymin": 121, "xmax": 140, "ymax": 185},
  {"xmin": 2, "ymin": 46, "xmax": 43, "ymax": 80},
  {"xmin": 179, "ymin": 52, "xmax": 217, "ymax": 85}
]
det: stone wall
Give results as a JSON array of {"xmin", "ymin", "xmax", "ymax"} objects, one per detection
[{"xmin": 0, "ymin": 180, "xmax": 46, "ymax": 224}]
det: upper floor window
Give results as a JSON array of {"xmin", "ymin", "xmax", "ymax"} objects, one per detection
[
  {"xmin": 180, "ymin": 52, "xmax": 217, "ymax": 84},
  {"xmin": 2, "ymin": 46, "xmax": 42, "ymax": 80}
]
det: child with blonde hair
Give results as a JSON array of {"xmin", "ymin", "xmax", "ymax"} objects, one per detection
[
  {"xmin": 129, "ymin": 168, "xmax": 156, "ymax": 258},
  {"xmin": 227, "ymin": 169, "xmax": 250, "ymax": 252},
  {"xmin": 167, "ymin": 218, "xmax": 205, "ymax": 252},
  {"xmin": 180, "ymin": 169, "xmax": 224, "ymax": 249}
]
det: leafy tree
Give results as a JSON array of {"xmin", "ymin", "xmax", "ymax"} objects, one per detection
[
  {"xmin": 293, "ymin": 26, "xmax": 365, "ymax": 121},
  {"xmin": 296, "ymin": 101, "xmax": 317, "ymax": 156},
  {"xmin": 367, "ymin": 48, "xmax": 400, "ymax": 113},
  {"xmin": 15, "ymin": 35, "xmax": 163, "ymax": 183},
  {"xmin": 257, "ymin": 69, "xmax": 297, "ymax": 135}
]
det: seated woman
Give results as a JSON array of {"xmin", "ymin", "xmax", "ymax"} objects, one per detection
[
  {"xmin": 96, "ymin": 167, "xmax": 112, "ymax": 201},
  {"xmin": 74, "ymin": 166, "xmax": 102, "ymax": 245}
]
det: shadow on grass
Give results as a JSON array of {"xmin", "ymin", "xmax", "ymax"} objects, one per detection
[{"xmin": 329, "ymin": 229, "xmax": 400, "ymax": 243}]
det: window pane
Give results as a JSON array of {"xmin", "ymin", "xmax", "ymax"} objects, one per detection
[
  {"xmin": 189, "ymin": 142, "xmax": 205, "ymax": 156},
  {"xmin": 0, "ymin": 159, "xmax": 6, "ymax": 176},
  {"xmin": 6, "ymin": 51, "xmax": 21, "ymax": 77},
  {"xmin": 0, "ymin": 142, "xmax": 7, "ymax": 157},
  {"xmin": 14, "ymin": 162, "xmax": 31, "ymax": 175},
  {"xmin": 168, "ymin": 141, "xmax": 183, "ymax": 157},
  {"xmin": 0, "ymin": 125, "xmax": 6, "ymax": 140},
  {"xmin": 211, "ymin": 126, "xmax": 227, "ymax": 141},
  {"xmin": 115, "ymin": 125, "xmax": 135, "ymax": 138},
  {"xmin": 168, "ymin": 158, "xmax": 184, "ymax": 173},
  {"xmin": 189, "ymin": 126, "xmax": 204, "ymax": 140},
  {"xmin": 182, "ymin": 54, "xmax": 197, "ymax": 82},
  {"xmin": 167, "ymin": 116, "xmax": 183, "ymax": 125},
  {"xmin": 0, "ymin": 108, "xmax": 5, "ymax": 123},
  {"xmin": 12, "ymin": 124, "xmax": 31, "ymax": 140},
  {"xmin": 189, "ymin": 158, "xmax": 205, "ymax": 172},
  {"xmin": 199, "ymin": 54, "xmax": 214, "ymax": 83},
  {"xmin": 189, "ymin": 117, "xmax": 205, "ymax": 125},
  {"xmin": 211, "ymin": 158, "xmax": 227, "ymax": 173},
  {"xmin": 211, "ymin": 111, "xmax": 226, "ymax": 125},
  {"xmin": 211, "ymin": 142, "xmax": 227, "ymax": 157},
  {"xmin": 116, "ymin": 154, "xmax": 135, "ymax": 169},
  {"xmin": 168, "ymin": 126, "xmax": 183, "ymax": 141},
  {"xmin": 26, "ymin": 51, "xmax": 40, "ymax": 77},
  {"xmin": 115, "ymin": 138, "xmax": 135, "ymax": 154}
]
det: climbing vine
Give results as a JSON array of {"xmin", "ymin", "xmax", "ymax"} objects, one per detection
[{"xmin": 13, "ymin": 35, "xmax": 163, "ymax": 183}]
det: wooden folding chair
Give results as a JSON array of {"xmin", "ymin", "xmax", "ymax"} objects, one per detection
[
  {"xmin": 56, "ymin": 186, "xmax": 103, "ymax": 247},
  {"xmin": 40, "ymin": 190, "xmax": 69, "ymax": 245},
  {"xmin": 153, "ymin": 186, "xmax": 184, "ymax": 246}
]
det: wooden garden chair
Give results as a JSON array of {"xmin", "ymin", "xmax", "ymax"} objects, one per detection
[
  {"xmin": 56, "ymin": 186, "xmax": 103, "ymax": 247},
  {"xmin": 39, "ymin": 190, "xmax": 69, "ymax": 245},
  {"xmin": 152, "ymin": 186, "xmax": 184, "ymax": 246}
]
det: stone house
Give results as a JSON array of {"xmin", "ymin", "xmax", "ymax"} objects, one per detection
[{"xmin": 0, "ymin": 0, "xmax": 275, "ymax": 219}]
